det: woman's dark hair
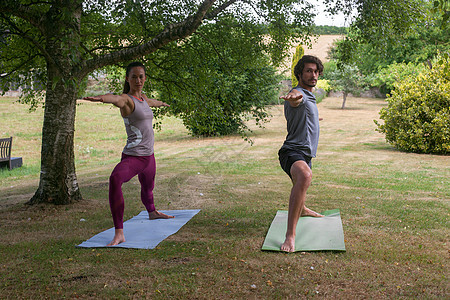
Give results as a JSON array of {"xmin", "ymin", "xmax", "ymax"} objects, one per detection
[
  {"xmin": 294, "ymin": 55, "xmax": 324, "ymax": 81},
  {"xmin": 123, "ymin": 62, "xmax": 146, "ymax": 94}
]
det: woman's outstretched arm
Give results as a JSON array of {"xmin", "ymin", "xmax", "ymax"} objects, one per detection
[
  {"xmin": 82, "ymin": 94, "xmax": 134, "ymax": 116},
  {"xmin": 142, "ymin": 94, "xmax": 170, "ymax": 107}
]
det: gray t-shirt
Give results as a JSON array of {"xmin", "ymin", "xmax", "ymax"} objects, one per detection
[
  {"xmin": 122, "ymin": 95, "xmax": 154, "ymax": 156},
  {"xmin": 280, "ymin": 87, "xmax": 320, "ymax": 158}
]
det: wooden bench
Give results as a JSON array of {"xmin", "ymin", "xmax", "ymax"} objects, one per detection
[{"xmin": 0, "ymin": 137, "xmax": 23, "ymax": 170}]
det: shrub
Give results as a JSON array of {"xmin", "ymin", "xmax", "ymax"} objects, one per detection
[
  {"xmin": 321, "ymin": 60, "xmax": 338, "ymax": 81},
  {"xmin": 313, "ymin": 80, "xmax": 331, "ymax": 104},
  {"xmin": 160, "ymin": 64, "xmax": 280, "ymax": 138},
  {"xmin": 316, "ymin": 79, "xmax": 331, "ymax": 93},
  {"xmin": 374, "ymin": 62, "xmax": 426, "ymax": 95},
  {"xmin": 375, "ymin": 53, "xmax": 450, "ymax": 154},
  {"xmin": 290, "ymin": 44, "xmax": 304, "ymax": 87}
]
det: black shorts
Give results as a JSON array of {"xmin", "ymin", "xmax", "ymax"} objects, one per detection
[{"xmin": 278, "ymin": 148, "xmax": 312, "ymax": 178}]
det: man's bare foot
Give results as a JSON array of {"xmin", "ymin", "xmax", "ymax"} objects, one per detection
[
  {"xmin": 301, "ymin": 207, "xmax": 324, "ymax": 217},
  {"xmin": 149, "ymin": 210, "xmax": 175, "ymax": 220},
  {"xmin": 107, "ymin": 229, "xmax": 125, "ymax": 246},
  {"xmin": 281, "ymin": 236, "xmax": 296, "ymax": 252}
]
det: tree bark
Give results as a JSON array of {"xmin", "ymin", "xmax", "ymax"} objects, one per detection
[
  {"xmin": 28, "ymin": 73, "xmax": 82, "ymax": 205},
  {"xmin": 341, "ymin": 92, "xmax": 347, "ymax": 109},
  {"xmin": 28, "ymin": 1, "xmax": 83, "ymax": 205}
]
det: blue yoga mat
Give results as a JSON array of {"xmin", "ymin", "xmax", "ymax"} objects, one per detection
[{"xmin": 77, "ymin": 209, "xmax": 200, "ymax": 249}]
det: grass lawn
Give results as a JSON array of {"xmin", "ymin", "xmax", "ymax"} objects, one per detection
[{"xmin": 0, "ymin": 95, "xmax": 448, "ymax": 299}]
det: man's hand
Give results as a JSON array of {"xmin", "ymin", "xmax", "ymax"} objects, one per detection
[{"xmin": 279, "ymin": 89, "xmax": 303, "ymax": 107}]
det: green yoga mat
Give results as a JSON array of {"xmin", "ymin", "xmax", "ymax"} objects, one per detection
[{"xmin": 262, "ymin": 209, "xmax": 346, "ymax": 252}]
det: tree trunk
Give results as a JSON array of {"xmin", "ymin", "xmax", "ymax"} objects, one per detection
[
  {"xmin": 341, "ymin": 92, "xmax": 347, "ymax": 109},
  {"xmin": 28, "ymin": 2, "xmax": 83, "ymax": 205},
  {"xmin": 28, "ymin": 71, "xmax": 82, "ymax": 205}
]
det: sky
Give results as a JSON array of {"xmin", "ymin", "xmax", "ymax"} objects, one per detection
[{"xmin": 311, "ymin": 0, "xmax": 351, "ymax": 27}]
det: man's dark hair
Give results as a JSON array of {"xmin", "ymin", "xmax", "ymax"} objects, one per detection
[{"xmin": 294, "ymin": 55, "xmax": 324, "ymax": 81}]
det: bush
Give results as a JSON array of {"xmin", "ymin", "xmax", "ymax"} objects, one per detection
[
  {"xmin": 175, "ymin": 66, "xmax": 280, "ymax": 137},
  {"xmin": 321, "ymin": 60, "xmax": 338, "ymax": 81},
  {"xmin": 316, "ymin": 80, "xmax": 331, "ymax": 93},
  {"xmin": 374, "ymin": 62, "xmax": 426, "ymax": 95},
  {"xmin": 375, "ymin": 53, "xmax": 450, "ymax": 154}
]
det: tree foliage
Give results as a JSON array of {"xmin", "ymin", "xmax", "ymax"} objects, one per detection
[
  {"xmin": 327, "ymin": 63, "xmax": 366, "ymax": 109},
  {"xmin": 312, "ymin": 25, "xmax": 347, "ymax": 35},
  {"xmin": 374, "ymin": 62, "xmax": 426, "ymax": 95},
  {"xmin": 326, "ymin": 0, "xmax": 449, "ymax": 74},
  {"xmin": 151, "ymin": 19, "xmax": 282, "ymax": 138}
]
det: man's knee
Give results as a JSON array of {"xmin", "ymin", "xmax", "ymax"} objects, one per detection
[{"xmin": 290, "ymin": 161, "xmax": 312, "ymax": 185}]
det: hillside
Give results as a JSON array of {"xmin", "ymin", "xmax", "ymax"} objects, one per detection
[
  {"xmin": 280, "ymin": 34, "xmax": 343, "ymax": 76},
  {"xmin": 303, "ymin": 35, "xmax": 342, "ymax": 63}
]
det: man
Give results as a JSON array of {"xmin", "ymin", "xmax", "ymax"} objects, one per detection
[{"xmin": 278, "ymin": 55, "xmax": 324, "ymax": 252}]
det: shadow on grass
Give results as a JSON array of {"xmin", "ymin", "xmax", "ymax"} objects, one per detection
[{"xmin": 326, "ymin": 106, "xmax": 366, "ymax": 111}]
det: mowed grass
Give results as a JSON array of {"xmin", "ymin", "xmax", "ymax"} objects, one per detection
[{"xmin": 0, "ymin": 96, "xmax": 448, "ymax": 299}]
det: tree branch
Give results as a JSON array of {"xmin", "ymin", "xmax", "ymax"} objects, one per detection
[
  {"xmin": 0, "ymin": 53, "xmax": 41, "ymax": 79},
  {"xmin": 205, "ymin": 0, "xmax": 239, "ymax": 19},
  {"xmin": 0, "ymin": 1, "xmax": 46, "ymax": 32},
  {"xmin": 0, "ymin": 14, "xmax": 55, "ymax": 66},
  {"xmin": 79, "ymin": 0, "xmax": 219, "ymax": 77},
  {"xmin": 193, "ymin": 31, "xmax": 232, "ymax": 73}
]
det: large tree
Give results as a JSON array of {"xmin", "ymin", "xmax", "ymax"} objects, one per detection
[{"xmin": 0, "ymin": 0, "xmax": 316, "ymax": 205}]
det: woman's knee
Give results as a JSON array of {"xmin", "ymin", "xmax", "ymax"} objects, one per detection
[{"xmin": 109, "ymin": 171, "xmax": 125, "ymax": 186}]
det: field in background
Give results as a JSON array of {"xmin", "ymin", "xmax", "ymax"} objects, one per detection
[
  {"xmin": 279, "ymin": 34, "xmax": 343, "ymax": 77},
  {"xmin": 303, "ymin": 34, "xmax": 342, "ymax": 63},
  {"xmin": 0, "ymin": 94, "xmax": 448, "ymax": 298}
]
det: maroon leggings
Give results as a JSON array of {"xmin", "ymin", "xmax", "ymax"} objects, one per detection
[{"xmin": 109, "ymin": 153, "xmax": 156, "ymax": 229}]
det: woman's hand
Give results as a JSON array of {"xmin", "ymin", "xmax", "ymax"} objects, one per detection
[
  {"xmin": 82, "ymin": 96, "xmax": 104, "ymax": 102},
  {"xmin": 142, "ymin": 94, "xmax": 170, "ymax": 107}
]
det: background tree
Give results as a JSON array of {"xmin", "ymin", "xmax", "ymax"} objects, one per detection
[
  {"xmin": 290, "ymin": 44, "xmax": 305, "ymax": 88},
  {"xmin": 325, "ymin": 0, "xmax": 448, "ymax": 73},
  {"xmin": 329, "ymin": 11, "xmax": 449, "ymax": 77},
  {"xmin": 328, "ymin": 63, "xmax": 365, "ymax": 109},
  {"xmin": 0, "ymin": 0, "xmax": 316, "ymax": 205},
  {"xmin": 323, "ymin": 0, "xmax": 449, "ymax": 152}
]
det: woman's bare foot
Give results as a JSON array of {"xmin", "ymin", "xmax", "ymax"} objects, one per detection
[
  {"xmin": 149, "ymin": 210, "xmax": 175, "ymax": 220},
  {"xmin": 107, "ymin": 229, "xmax": 125, "ymax": 246},
  {"xmin": 301, "ymin": 206, "xmax": 324, "ymax": 217},
  {"xmin": 281, "ymin": 235, "xmax": 296, "ymax": 252}
]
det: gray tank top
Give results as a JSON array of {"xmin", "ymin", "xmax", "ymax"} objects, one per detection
[
  {"xmin": 280, "ymin": 87, "xmax": 320, "ymax": 158},
  {"xmin": 122, "ymin": 95, "xmax": 154, "ymax": 156}
]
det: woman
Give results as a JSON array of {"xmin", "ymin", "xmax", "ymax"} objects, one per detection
[{"xmin": 83, "ymin": 62, "xmax": 173, "ymax": 246}]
